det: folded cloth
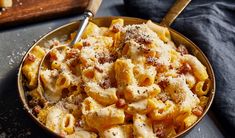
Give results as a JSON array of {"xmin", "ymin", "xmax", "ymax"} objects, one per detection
[{"xmin": 124, "ymin": 0, "xmax": 235, "ymax": 136}]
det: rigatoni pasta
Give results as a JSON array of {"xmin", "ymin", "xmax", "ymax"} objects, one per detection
[{"xmin": 22, "ymin": 18, "xmax": 211, "ymax": 137}]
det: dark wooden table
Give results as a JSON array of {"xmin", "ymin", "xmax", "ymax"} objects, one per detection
[{"xmin": 0, "ymin": 0, "xmax": 224, "ymax": 137}]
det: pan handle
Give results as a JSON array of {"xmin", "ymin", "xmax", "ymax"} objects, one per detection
[{"xmin": 160, "ymin": 0, "xmax": 191, "ymax": 27}]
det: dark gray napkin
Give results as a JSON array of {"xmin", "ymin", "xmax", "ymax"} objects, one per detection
[{"xmin": 124, "ymin": 0, "xmax": 235, "ymax": 136}]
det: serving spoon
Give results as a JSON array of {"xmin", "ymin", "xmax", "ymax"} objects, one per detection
[{"xmin": 37, "ymin": 0, "xmax": 102, "ymax": 103}]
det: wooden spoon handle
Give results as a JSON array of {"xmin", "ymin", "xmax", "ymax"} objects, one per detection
[
  {"xmin": 160, "ymin": 0, "xmax": 191, "ymax": 26},
  {"xmin": 86, "ymin": 0, "xmax": 103, "ymax": 15}
]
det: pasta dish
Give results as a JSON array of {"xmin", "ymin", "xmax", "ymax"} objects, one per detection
[{"xmin": 22, "ymin": 18, "xmax": 210, "ymax": 138}]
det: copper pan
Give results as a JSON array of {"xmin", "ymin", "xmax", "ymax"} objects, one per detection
[{"xmin": 17, "ymin": 0, "xmax": 215, "ymax": 137}]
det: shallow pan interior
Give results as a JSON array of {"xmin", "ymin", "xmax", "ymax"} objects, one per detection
[{"xmin": 18, "ymin": 16, "xmax": 215, "ymax": 137}]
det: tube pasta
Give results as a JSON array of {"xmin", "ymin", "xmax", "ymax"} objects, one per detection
[
  {"xmin": 165, "ymin": 77, "xmax": 200, "ymax": 113},
  {"xmin": 82, "ymin": 22, "xmax": 101, "ymax": 39},
  {"xmin": 133, "ymin": 64, "xmax": 156, "ymax": 86},
  {"xmin": 82, "ymin": 67, "xmax": 95, "ymax": 82},
  {"xmin": 109, "ymin": 18, "xmax": 124, "ymax": 31},
  {"xmin": 149, "ymin": 100, "xmax": 176, "ymax": 121},
  {"xmin": 194, "ymin": 79, "xmax": 211, "ymax": 96},
  {"xmin": 85, "ymin": 105, "xmax": 125, "ymax": 131},
  {"xmin": 175, "ymin": 113, "xmax": 198, "ymax": 132},
  {"xmin": 182, "ymin": 55, "xmax": 208, "ymax": 81},
  {"xmin": 153, "ymin": 122, "xmax": 177, "ymax": 138},
  {"xmin": 133, "ymin": 114, "xmax": 155, "ymax": 138},
  {"xmin": 56, "ymin": 72, "xmax": 71, "ymax": 89},
  {"xmin": 114, "ymin": 58, "xmax": 136, "ymax": 87},
  {"xmin": 80, "ymin": 47, "xmax": 96, "ymax": 67},
  {"xmin": 61, "ymin": 113, "xmax": 75, "ymax": 134},
  {"xmin": 122, "ymin": 40, "xmax": 152, "ymax": 64},
  {"xmin": 82, "ymin": 97, "xmax": 103, "ymax": 115},
  {"xmin": 46, "ymin": 106, "xmax": 65, "ymax": 133},
  {"xmin": 185, "ymin": 73, "xmax": 196, "ymax": 89},
  {"xmin": 51, "ymin": 61, "xmax": 61, "ymax": 70},
  {"xmin": 22, "ymin": 46, "xmax": 45, "ymax": 89},
  {"xmin": 124, "ymin": 84, "xmax": 161, "ymax": 102},
  {"xmin": 183, "ymin": 114, "xmax": 198, "ymax": 128},
  {"xmin": 85, "ymin": 82, "xmax": 118, "ymax": 106},
  {"xmin": 107, "ymin": 18, "xmax": 124, "ymax": 49},
  {"xmin": 126, "ymin": 98, "xmax": 156, "ymax": 114},
  {"xmin": 146, "ymin": 20, "xmax": 171, "ymax": 42}
]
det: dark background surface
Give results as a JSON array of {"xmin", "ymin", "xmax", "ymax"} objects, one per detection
[{"xmin": 0, "ymin": 0, "xmax": 226, "ymax": 137}]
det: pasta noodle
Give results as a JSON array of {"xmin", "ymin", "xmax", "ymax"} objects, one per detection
[
  {"xmin": 22, "ymin": 46, "xmax": 45, "ymax": 89},
  {"xmin": 124, "ymin": 84, "xmax": 161, "ymax": 102},
  {"xmin": 61, "ymin": 113, "xmax": 75, "ymax": 134},
  {"xmin": 84, "ymin": 82, "xmax": 118, "ymax": 105},
  {"xmin": 85, "ymin": 105, "xmax": 125, "ymax": 131},
  {"xmin": 126, "ymin": 98, "xmax": 156, "ymax": 114},
  {"xmin": 149, "ymin": 100, "xmax": 176, "ymax": 121},
  {"xmin": 46, "ymin": 106, "xmax": 65, "ymax": 133},
  {"xmin": 195, "ymin": 79, "xmax": 211, "ymax": 96},
  {"xmin": 133, "ymin": 64, "xmax": 156, "ymax": 86},
  {"xmin": 81, "ymin": 97, "xmax": 103, "ymax": 115},
  {"xmin": 182, "ymin": 55, "xmax": 208, "ymax": 81},
  {"xmin": 146, "ymin": 20, "xmax": 171, "ymax": 42},
  {"xmin": 133, "ymin": 114, "xmax": 155, "ymax": 138}
]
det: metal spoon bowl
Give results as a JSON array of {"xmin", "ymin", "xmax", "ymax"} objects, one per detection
[{"xmin": 37, "ymin": 0, "xmax": 102, "ymax": 103}]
